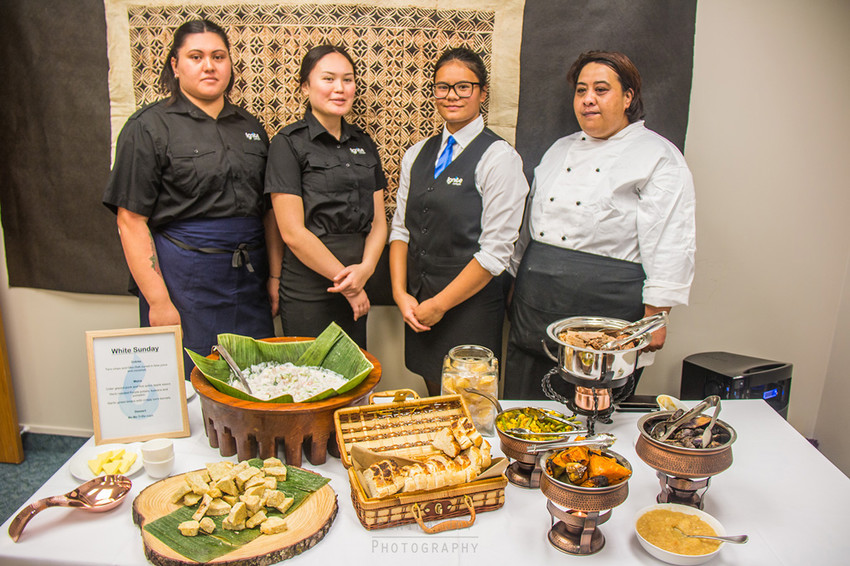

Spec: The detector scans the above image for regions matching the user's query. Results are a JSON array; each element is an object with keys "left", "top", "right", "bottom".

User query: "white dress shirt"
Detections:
[
  {"left": 510, "top": 121, "right": 696, "bottom": 307},
  {"left": 390, "top": 115, "right": 530, "bottom": 276}
]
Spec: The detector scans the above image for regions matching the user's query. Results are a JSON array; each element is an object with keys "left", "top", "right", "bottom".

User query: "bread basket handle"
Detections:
[
  {"left": 412, "top": 495, "right": 476, "bottom": 534},
  {"left": 368, "top": 389, "right": 420, "bottom": 404}
]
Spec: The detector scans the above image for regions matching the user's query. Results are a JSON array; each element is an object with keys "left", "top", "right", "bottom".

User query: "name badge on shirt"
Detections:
[
  {"left": 446, "top": 176, "right": 463, "bottom": 186},
  {"left": 349, "top": 147, "right": 366, "bottom": 155},
  {"left": 244, "top": 132, "right": 262, "bottom": 141}
]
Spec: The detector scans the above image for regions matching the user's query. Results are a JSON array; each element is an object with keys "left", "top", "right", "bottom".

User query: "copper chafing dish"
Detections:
[
  {"left": 494, "top": 407, "right": 585, "bottom": 488},
  {"left": 635, "top": 410, "right": 737, "bottom": 479},
  {"left": 539, "top": 447, "right": 632, "bottom": 555}
]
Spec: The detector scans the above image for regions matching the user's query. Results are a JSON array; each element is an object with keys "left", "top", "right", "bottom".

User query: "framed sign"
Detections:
[{"left": 86, "top": 325, "right": 190, "bottom": 444}]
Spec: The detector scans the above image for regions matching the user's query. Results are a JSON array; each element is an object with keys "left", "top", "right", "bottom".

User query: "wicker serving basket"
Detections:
[{"left": 334, "top": 389, "right": 508, "bottom": 532}]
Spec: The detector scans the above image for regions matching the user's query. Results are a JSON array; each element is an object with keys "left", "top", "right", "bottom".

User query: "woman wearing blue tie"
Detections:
[{"left": 389, "top": 48, "right": 529, "bottom": 395}]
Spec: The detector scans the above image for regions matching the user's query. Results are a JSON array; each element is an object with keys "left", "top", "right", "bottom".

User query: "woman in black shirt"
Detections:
[
  {"left": 103, "top": 20, "right": 277, "bottom": 378},
  {"left": 265, "top": 45, "right": 387, "bottom": 347}
]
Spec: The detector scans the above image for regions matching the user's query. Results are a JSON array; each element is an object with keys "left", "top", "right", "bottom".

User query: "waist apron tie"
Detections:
[
  {"left": 141, "top": 217, "right": 275, "bottom": 379},
  {"left": 505, "top": 240, "right": 645, "bottom": 399}
]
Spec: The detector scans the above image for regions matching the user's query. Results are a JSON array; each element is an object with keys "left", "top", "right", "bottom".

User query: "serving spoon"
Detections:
[
  {"left": 8, "top": 475, "right": 132, "bottom": 542},
  {"left": 212, "top": 344, "right": 253, "bottom": 395},
  {"left": 673, "top": 526, "right": 749, "bottom": 544}
]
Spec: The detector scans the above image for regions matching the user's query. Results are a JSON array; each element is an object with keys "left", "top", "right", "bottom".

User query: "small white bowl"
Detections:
[
  {"left": 143, "top": 455, "right": 175, "bottom": 479},
  {"left": 141, "top": 438, "right": 174, "bottom": 462},
  {"left": 635, "top": 503, "right": 725, "bottom": 565}
]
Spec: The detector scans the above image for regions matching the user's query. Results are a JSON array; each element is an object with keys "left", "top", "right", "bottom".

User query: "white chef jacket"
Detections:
[
  {"left": 390, "top": 115, "right": 530, "bottom": 276},
  {"left": 509, "top": 121, "right": 695, "bottom": 307}
]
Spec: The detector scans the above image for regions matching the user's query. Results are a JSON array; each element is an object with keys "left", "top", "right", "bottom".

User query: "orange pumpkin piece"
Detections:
[
  {"left": 563, "top": 446, "right": 590, "bottom": 465},
  {"left": 587, "top": 454, "right": 631, "bottom": 482}
]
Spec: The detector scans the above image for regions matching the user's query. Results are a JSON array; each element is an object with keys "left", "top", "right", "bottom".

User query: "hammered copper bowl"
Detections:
[
  {"left": 191, "top": 337, "right": 381, "bottom": 467},
  {"left": 635, "top": 412, "right": 737, "bottom": 479},
  {"left": 539, "top": 449, "right": 632, "bottom": 512},
  {"left": 495, "top": 408, "right": 586, "bottom": 464},
  {"left": 545, "top": 316, "right": 651, "bottom": 382}
]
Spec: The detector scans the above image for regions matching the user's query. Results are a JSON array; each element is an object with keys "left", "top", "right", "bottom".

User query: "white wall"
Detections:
[{"left": 1, "top": 0, "right": 849, "bottom": 473}]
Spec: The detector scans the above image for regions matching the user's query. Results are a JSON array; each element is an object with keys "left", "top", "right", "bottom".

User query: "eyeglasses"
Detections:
[{"left": 432, "top": 81, "right": 481, "bottom": 99}]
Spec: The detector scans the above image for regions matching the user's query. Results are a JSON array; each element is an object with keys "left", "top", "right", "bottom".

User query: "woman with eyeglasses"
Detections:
[
  {"left": 389, "top": 47, "right": 530, "bottom": 395},
  {"left": 265, "top": 45, "right": 387, "bottom": 348}
]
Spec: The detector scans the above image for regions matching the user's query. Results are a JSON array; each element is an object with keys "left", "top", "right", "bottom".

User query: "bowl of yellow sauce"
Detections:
[{"left": 635, "top": 503, "right": 726, "bottom": 565}]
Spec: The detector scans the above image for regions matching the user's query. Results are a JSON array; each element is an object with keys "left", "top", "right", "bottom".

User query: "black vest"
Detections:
[{"left": 405, "top": 128, "right": 501, "bottom": 298}]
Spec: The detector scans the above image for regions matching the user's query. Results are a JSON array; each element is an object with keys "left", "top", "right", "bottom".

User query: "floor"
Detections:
[{"left": 0, "top": 433, "right": 87, "bottom": 524}]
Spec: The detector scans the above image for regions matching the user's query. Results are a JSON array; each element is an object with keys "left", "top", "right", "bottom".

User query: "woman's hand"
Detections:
[
  {"left": 395, "top": 293, "right": 431, "bottom": 332},
  {"left": 328, "top": 263, "right": 371, "bottom": 296},
  {"left": 148, "top": 300, "right": 181, "bottom": 327},
  {"left": 267, "top": 277, "right": 280, "bottom": 317},
  {"left": 643, "top": 305, "right": 671, "bottom": 352},
  {"left": 345, "top": 289, "right": 371, "bottom": 321},
  {"left": 413, "top": 297, "right": 446, "bottom": 328}
]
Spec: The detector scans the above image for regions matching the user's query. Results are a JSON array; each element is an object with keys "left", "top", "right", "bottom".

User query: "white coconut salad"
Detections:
[{"left": 233, "top": 361, "right": 349, "bottom": 401}]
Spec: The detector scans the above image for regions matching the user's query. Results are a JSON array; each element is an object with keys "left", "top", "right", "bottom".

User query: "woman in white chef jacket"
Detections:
[{"left": 505, "top": 50, "right": 696, "bottom": 400}]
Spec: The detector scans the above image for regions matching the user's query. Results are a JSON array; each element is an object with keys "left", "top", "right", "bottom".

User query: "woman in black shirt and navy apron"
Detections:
[
  {"left": 103, "top": 20, "right": 277, "bottom": 379},
  {"left": 265, "top": 46, "right": 387, "bottom": 348},
  {"left": 389, "top": 48, "right": 529, "bottom": 396}
]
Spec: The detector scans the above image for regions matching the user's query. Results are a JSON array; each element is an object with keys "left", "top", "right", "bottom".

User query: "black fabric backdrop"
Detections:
[{"left": 0, "top": 0, "right": 695, "bottom": 302}]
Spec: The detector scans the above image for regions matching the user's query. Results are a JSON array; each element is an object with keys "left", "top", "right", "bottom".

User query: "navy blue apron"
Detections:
[
  {"left": 505, "top": 240, "right": 646, "bottom": 399},
  {"left": 139, "top": 217, "right": 275, "bottom": 379}
]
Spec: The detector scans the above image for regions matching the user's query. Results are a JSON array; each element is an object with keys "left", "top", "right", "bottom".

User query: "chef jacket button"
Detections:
[
  {"left": 193, "top": 149, "right": 199, "bottom": 154},
  {"left": 539, "top": 232, "right": 544, "bottom": 237},
  {"left": 581, "top": 136, "right": 586, "bottom": 141},
  {"left": 427, "top": 186, "right": 434, "bottom": 192},
  {"left": 549, "top": 197, "right": 554, "bottom": 202},
  {"left": 345, "top": 163, "right": 351, "bottom": 167},
  {"left": 420, "top": 250, "right": 426, "bottom": 256},
  {"left": 423, "top": 207, "right": 430, "bottom": 213},
  {"left": 566, "top": 167, "right": 571, "bottom": 172},
  {"left": 561, "top": 236, "right": 566, "bottom": 241},
  {"left": 595, "top": 168, "right": 600, "bottom": 172},
  {"left": 576, "top": 201, "right": 581, "bottom": 206},
  {"left": 337, "top": 144, "right": 341, "bottom": 149},
  {"left": 422, "top": 227, "right": 428, "bottom": 234}
]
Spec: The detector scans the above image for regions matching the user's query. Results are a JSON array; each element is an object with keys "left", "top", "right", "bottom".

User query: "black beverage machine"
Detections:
[{"left": 680, "top": 351, "right": 792, "bottom": 419}]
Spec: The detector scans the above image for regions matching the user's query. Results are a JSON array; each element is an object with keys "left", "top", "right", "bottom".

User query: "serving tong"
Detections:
[
  {"left": 651, "top": 395, "right": 721, "bottom": 443},
  {"left": 212, "top": 344, "right": 253, "bottom": 395},
  {"left": 527, "top": 433, "right": 617, "bottom": 453},
  {"left": 600, "top": 311, "right": 668, "bottom": 351}
]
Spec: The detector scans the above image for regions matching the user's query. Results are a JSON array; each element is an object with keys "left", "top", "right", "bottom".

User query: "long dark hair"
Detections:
[
  {"left": 159, "top": 19, "right": 235, "bottom": 104},
  {"left": 567, "top": 50, "right": 644, "bottom": 122}
]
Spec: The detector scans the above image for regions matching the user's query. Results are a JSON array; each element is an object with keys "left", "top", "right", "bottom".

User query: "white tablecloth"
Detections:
[{"left": 1, "top": 397, "right": 848, "bottom": 565}]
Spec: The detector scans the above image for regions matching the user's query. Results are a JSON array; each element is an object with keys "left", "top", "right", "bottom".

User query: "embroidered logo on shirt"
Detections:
[
  {"left": 446, "top": 176, "right": 463, "bottom": 186},
  {"left": 349, "top": 147, "right": 366, "bottom": 155},
  {"left": 244, "top": 132, "right": 261, "bottom": 141}
]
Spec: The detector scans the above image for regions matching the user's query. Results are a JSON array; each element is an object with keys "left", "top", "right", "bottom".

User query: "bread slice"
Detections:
[
  {"left": 362, "top": 460, "right": 405, "bottom": 498},
  {"left": 457, "top": 417, "right": 483, "bottom": 448},
  {"left": 432, "top": 426, "right": 461, "bottom": 458},
  {"left": 450, "top": 419, "right": 474, "bottom": 450}
]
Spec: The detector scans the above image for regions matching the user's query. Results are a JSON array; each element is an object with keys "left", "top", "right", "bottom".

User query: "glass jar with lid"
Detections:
[{"left": 441, "top": 345, "right": 499, "bottom": 436}]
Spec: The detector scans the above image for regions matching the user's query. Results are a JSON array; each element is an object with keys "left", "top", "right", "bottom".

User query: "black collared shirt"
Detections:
[
  {"left": 103, "top": 95, "right": 269, "bottom": 228},
  {"left": 264, "top": 110, "right": 386, "bottom": 238}
]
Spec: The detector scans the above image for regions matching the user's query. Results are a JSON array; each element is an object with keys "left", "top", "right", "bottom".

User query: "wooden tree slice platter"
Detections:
[{"left": 133, "top": 469, "right": 338, "bottom": 566}]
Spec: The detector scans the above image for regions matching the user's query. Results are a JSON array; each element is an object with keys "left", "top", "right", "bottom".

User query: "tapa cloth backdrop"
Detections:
[{"left": 0, "top": 0, "right": 695, "bottom": 296}]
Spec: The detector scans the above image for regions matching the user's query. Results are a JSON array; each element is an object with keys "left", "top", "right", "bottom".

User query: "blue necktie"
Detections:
[{"left": 434, "top": 135, "right": 456, "bottom": 178}]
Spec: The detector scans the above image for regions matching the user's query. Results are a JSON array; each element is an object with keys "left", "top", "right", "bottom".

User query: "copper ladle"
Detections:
[{"left": 8, "top": 475, "right": 132, "bottom": 542}]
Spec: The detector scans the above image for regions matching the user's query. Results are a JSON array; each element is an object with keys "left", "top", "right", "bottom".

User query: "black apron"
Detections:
[
  {"left": 279, "top": 232, "right": 368, "bottom": 348},
  {"left": 141, "top": 217, "right": 275, "bottom": 379},
  {"left": 403, "top": 129, "right": 504, "bottom": 384},
  {"left": 504, "top": 240, "right": 645, "bottom": 399}
]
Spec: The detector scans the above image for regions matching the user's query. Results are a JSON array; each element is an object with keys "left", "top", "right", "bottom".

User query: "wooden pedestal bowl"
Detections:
[{"left": 190, "top": 337, "right": 381, "bottom": 467}]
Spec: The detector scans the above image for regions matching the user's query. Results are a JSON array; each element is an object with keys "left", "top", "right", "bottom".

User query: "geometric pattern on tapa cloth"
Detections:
[{"left": 124, "top": 3, "right": 500, "bottom": 220}]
